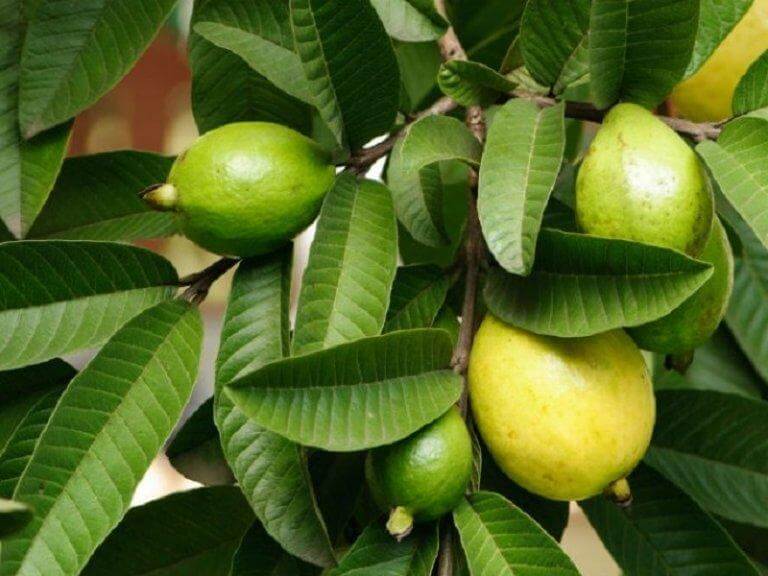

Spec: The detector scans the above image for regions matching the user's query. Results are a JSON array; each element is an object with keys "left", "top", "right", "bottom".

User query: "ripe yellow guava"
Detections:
[
  {"left": 468, "top": 315, "right": 655, "bottom": 501},
  {"left": 142, "top": 122, "right": 336, "bottom": 257}
]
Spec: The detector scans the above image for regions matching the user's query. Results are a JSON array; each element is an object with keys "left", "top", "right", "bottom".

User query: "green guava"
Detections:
[
  {"left": 366, "top": 407, "right": 472, "bottom": 539},
  {"left": 142, "top": 122, "right": 335, "bottom": 257},
  {"left": 629, "top": 217, "right": 734, "bottom": 354},
  {"left": 575, "top": 103, "right": 713, "bottom": 256}
]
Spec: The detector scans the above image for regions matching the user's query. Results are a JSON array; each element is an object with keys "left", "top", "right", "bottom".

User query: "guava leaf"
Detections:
[
  {"left": 81, "top": 487, "right": 253, "bottom": 576},
  {"left": 311, "top": 452, "right": 367, "bottom": 544},
  {"left": 437, "top": 60, "right": 516, "bottom": 107},
  {"left": 733, "top": 50, "right": 768, "bottom": 115},
  {"left": 448, "top": 0, "right": 526, "bottom": 69},
  {"left": 478, "top": 99, "right": 565, "bottom": 276},
  {"left": 293, "top": 174, "right": 398, "bottom": 356},
  {"left": 0, "top": 499, "right": 32, "bottom": 540},
  {"left": 395, "top": 41, "right": 443, "bottom": 114},
  {"left": 0, "top": 300, "right": 202, "bottom": 576},
  {"left": 589, "top": 0, "right": 699, "bottom": 109},
  {"left": 384, "top": 265, "right": 451, "bottom": 333},
  {"left": 0, "top": 241, "right": 178, "bottom": 371},
  {"left": 230, "top": 522, "right": 319, "bottom": 576},
  {"left": 453, "top": 491, "right": 580, "bottom": 575},
  {"left": 582, "top": 464, "right": 760, "bottom": 576},
  {"left": 401, "top": 116, "right": 483, "bottom": 172},
  {"left": 483, "top": 229, "right": 713, "bottom": 337},
  {"left": 369, "top": 0, "right": 447, "bottom": 42},
  {"left": 226, "top": 329, "right": 463, "bottom": 452},
  {"left": 27, "top": 151, "right": 176, "bottom": 241},
  {"left": 646, "top": 389, "right": 768, "bottom": 528}
]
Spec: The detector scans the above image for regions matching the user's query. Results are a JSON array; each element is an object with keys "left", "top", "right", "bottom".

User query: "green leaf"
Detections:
[
  {"left": 0, "top": 500, "right": 31, "bottom": 540},
  {"left": 0, "top": 358, "right": 74, "bottom": 404},
  {"left": 685, "top": 0, "right": 754, "bottom": 77},
  {"left": 215, "top": 251, "right": 336, "bottom": 568},
  {"left": 395, "top": 41, "right": 443, "bottom": 114},
  {"left": 437, "top": 60, "right": 516, "bottom": 107},
  {"left": 82, "top": 487, "right": 253, "bottom": 576},
  {"left": 226, "top": 329, "right": 463, "bottom": 452},
  {"left": 293, "top": 175, "right": 397, "bottom": 356},
  {"left": 698, "top": 118, "right": 768, "bottom": 251},
  {"left": 311, "top": 452, "right": 366, "bottom": 543},
  {"left": 328, "top": 522, "right": 438, "bottom": 576},
  {"left": 290, "top": 0, "right": 400, "bottom": 149},
  {"left": 369, "top": 0, "right": 447, "bottom": 42},
  {"left": 384, "top": 265, "right": 451, "bottom": 333},
  {"left": 581, "top": 464, "right": 760, "bottom": 576},
  {"left": 478, "top": 100, "right": 565, "bottom": 276},
  {"left": 230, "top": 522, "right": 319, "bottom": 576},
  {"left": 189, "top": 0, "right": 312, "bottom": 135},
  {"left": 401, "top": 116, "right": 482, "bottom": 172},
  {"left": 0, "top": 241, "right": 177, "bottom": 370},
  {"left": 449, "top": 0, "right": 526, "bottom": 69},
  {"left": 18, "top": 0, "right": 176, "bottom": 137},
  {"left": 484, "top": 229, "right": 713, "bottom": 337},
  {"left": 453, "top": 491, "right": 580, "bottom": 575},
  {"left": 27, "top": 151, "right": 176, "bottom": 241},
  {"left": 0, "top": 222, "right": 12, "bottom": 242},
  {"left": 733, "top": 50, "right": 768, "bottom": 115},
  {"left": 520, "top": 0, "right": 590, "bottom": 93},
  {"left": 0, "top": 300, "right": 203, "bottom": 576},
  {"left": 589, "top": 0, "right": 699, "bottom": 109},
  {"left": 645, "top": 389, "right": 768, "bottom": 528}
]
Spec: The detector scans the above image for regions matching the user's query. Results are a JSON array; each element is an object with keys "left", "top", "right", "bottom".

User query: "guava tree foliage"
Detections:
[{"left": 1, "top": 0, "right": 768, "bottom": 575}]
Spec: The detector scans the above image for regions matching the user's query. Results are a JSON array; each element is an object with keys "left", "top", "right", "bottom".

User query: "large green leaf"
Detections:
[
  {"left": 384, "top": 265, "right": 451, "bottom": 333},
  {"left": 733, "top": 50, "right": 768, "bottom": 115},
  {"left": 189, "top": 0, "right": 312, "bottom": 135},
  {"left": 395, "top": 41, "right": 443, "bottom": 114},
  {"left": 27, "top": 151, "right": 175, "bottom": 241},
  {"left": 478, "top": 99, "right": 565, "bottom": 276},
  {"left": 0, "top": 500, "right": 31, "bottom": 540},
  {"left": 448, "top": 0, "right": 526, "bottom": 69},
  {"left": 698, "top": 117, "right": 768, "bottom": 250},
  {"left": 0, "top": 241, "right": 177, "bottom": 370},
  {"left": 311, "top": 452, "right": 366, "bottom": 544},
  {"left": 230, "top": 522, "right": 319, "bottom": 576},
  {"left": 226, "top": 329, "right": 463, "bottom": 451},
  {"left": 290, "top": 0, "right": 400, "bottom": 149},
  {"left": 484, "top": 229, "right": 713, "bottom": 337},
  {"left": 401, "top": 116, "right": 482, "bottom": 172},
  {"left": 18, "top": 0, "right": 176, "bottom": 137},
  {"left": 215, "top": 251, "right": 336, "bottom": 568},
  {"left": 582, "top": 464, "right": 759, "bottom": 576},
  {"left": 589, "top": 0, "right": 699, "bottom": 109},
  {"left": 453, "top": 491, "right": 580, "bottom": 575},
  {"left": 369, "top": 0, "right": 447, "bottom": 42},
  {"left": 520, "top": 0, "right": 590, "bottom": 93},
  {"left": 646, "top": 390, "right": 768, "bottom": 528},
  {"left": 437, "top": 60, "right": 516, "bottom": 107},
  {"left": 0, "top": 300, "right": 202, "bottom": 576},
  {"left": 81, "top": 487, "right": 253, "bottom": 576},
  {"left": 293, "top": 174, "right": 397, "bottom": 356}
]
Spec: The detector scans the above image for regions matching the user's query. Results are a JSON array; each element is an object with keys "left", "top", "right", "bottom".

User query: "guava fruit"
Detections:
[
  {"left": 670, "top": 0, "right": 768, "bottom": 122},
  {"left": 142, "top": 122, "right": 335, "bottom": 257},
  {"left": 468, "top": 315, "right": 655, "bottom": 501},
  {"left": 366, "top": 407, "right": 472, "bottom": 539},
  {"left": 575, "top": 103, "right": 713, "bottom": 256},
  {"left": 629, "top": 218, "right": 734, "bottom": 354}
]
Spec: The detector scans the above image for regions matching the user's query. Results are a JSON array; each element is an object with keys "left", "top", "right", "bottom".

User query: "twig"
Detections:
[
  {"left": 437, "top": 518, "right": 454, "bottom": 576},
  {"left": 179, "top": 257, "right": 239, "bottom": 304}
]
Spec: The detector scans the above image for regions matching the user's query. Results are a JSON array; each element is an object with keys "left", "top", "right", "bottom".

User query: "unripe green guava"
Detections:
[
  {"left": 629, "top": 217, "right": 734, "bottom": 354},
  {"left": 142, "top": 122, "right": 336, "bottom": 257},
  {"left": 468, "top": 315, "right": 655, "bottom": 501},
  {"left": 576, "top": 103, "right": 713, "bottom": 256}
]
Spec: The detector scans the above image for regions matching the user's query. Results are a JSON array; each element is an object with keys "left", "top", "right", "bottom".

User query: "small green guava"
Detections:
[
  {"left": 142, "top": 122, "right": 335, "bottom": 257},
  {"left": 365, "top": 407, "right": 472, "bottom": 540},
  {"left": 575, "top": 103, "right": 713, "bottom": 256}
]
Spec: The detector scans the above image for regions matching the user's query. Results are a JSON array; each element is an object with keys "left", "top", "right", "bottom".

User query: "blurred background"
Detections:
[{"left": 62, "top": 2, "right": 618, "bottom": 573}]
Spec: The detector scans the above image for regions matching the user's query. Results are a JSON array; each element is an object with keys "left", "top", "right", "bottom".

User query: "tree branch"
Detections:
[{"left": 179, "top": 257, "right": 239, "bottom": 304}]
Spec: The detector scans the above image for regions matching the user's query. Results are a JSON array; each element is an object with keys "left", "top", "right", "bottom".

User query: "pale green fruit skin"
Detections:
[
  {"left": 469, "top": 316, "right": 655, "bottom": 501},
  {"left": 576, "top": 103, "right": 713, "bottom": 256},
  {"left": 629, "top": 218, "right": 734, "bottom": 354},
  {"left": 168, "top": 122, "right": 335, "bottom": 256},
  {"left": 366, "top": 407, "right": 472, "bottom": 522}
]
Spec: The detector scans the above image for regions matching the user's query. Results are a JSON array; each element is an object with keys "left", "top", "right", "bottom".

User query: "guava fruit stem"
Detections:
[
  {"left": 665, "top": 351, "right": 695, "bottom": 375},
  {"left": 386, "top": 506, "right": 414, "bottom": 541},
  {"left": 140, "top": 183, "right": 178, "bottom": 212},
  {"left": 604, "top": 478, "right": 633, "bottom": 508}
]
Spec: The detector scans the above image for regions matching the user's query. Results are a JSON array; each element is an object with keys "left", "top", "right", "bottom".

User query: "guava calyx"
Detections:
[
  {"left": 141, "top": 183, "right": 179, "bottom": 212},
  {"left": 386, "top": 506, "right": 414, "bottom": 541},
  {"left": 665, "top": 350, "right": 695, "bottom": 374},
  {"left": 603, "top": 478, "right": 633, "bottom": 508}
]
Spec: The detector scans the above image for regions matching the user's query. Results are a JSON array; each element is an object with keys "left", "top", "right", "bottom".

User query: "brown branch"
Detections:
[
  {"left": 179, "top": 257, "right": 239, "bottom": 304},
  {"left": 437, "top": 518, "right": 454, "bottom": 576}
]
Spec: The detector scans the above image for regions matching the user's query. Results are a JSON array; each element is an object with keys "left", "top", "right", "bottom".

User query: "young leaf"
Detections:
[
  {"left": 18, "top": 0, "right": 176, "bottom": 137},
  {"left": 478, "top": 99, "right": 565, "bottom": 275},
  {"left": 437, "top": 60, "right": 516, "bottom": 107},
  {"left": 81, "top": 487, "right": 253, "bottom": 576},
  {"left": 0, "top": 500, "right": 31, "bottom": 539},
  {"left": 401, "top": 116, "right": 483, "bottom": 172},
  {"left": 369, "top": 0, "right": 447, "bottom": 42},
  {"left": 0, "top": 241, "right": 177, "bottom": 370},
  {"left": 520, "top": 0, "right": 590, "bottom": 93},
  {"left": 0, "top": 300, "right": 202, "bottom": 576},
  {"left": 290, "top": 0, "right": 400, "bottom": 149},
  {"left": 293, "top": 175, "right": 397, "bottom": 356},
  {"left": 581, "top": 464, "right": 760, "bottom": 576},
  {"left": 453, "top": 491, "right": 580, "bottom": 575},
  {"left": 685, "top": 0, "right": 754, "bottom": 78},
  {"left": 646, "top": 390, "right": 768, "bottom": 528},
  {"left": 215, "top": 251, "right": 336, "bottom": 568},
  {"left": 384, "top": 265, "right": 451, "bottom": 333},
  {"left": 230, "top": 522, "right": 319, "bottom": 576},
  {"left": 27, "top": 151, "right": 176, "bottom": 241},
  {"left": 733, "top": 50, "right": 768, "bottom": 115},
  {"left": 589, "top": 0, "right": 699, "bottom": 109},
  {"left": 226, "top": 329, "right": 463, "bottom": 451},
  {"left": 483, "top": 229, "right": 713, "bottom": 337}
]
